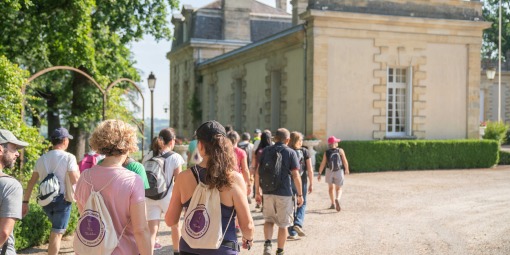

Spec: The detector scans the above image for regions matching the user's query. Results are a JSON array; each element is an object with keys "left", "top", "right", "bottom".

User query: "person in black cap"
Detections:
[
  {"left": 23, "top": 127, "right": 80, "bottom": 255},
  {"left": 0, "top": 129, "right": 28, "bottom": 255},
  {"left": 166, "top": 120, "right": 254, "bottom": 255}
]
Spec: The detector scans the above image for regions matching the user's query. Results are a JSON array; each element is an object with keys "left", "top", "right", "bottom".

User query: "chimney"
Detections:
[
  {"left": 222, "top": 0, "right": 252, "bottom": 41},
  {"left": 291, "top": 0, "right": 307, "bottom": 25},
  {"left": 276, "top": 0, "right": 287, "bottom": 11}
]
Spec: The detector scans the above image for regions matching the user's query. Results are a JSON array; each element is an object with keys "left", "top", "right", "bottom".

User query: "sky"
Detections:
[{"left": 131, "top": 0, "right": 290, "bottom": 120}]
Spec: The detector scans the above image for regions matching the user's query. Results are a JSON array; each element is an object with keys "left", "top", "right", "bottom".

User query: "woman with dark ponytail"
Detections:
[
  {"left": 165, "top": 121, "right": 254, "bottom": 255},
  {"left": 146, "top": 128, "right": 185, "bottom": 253}
]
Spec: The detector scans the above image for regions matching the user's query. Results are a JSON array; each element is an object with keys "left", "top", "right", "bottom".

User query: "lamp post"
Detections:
[
  {"left": 148, "top": 72, "right": 157, "bottom": 140},
  {"left": 498, "top": 0, "right": 502, "bottom": 122}
]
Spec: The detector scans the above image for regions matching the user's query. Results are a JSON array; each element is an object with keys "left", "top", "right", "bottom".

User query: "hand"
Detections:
[
  {"left": 317, "top": 174, "right": 321, "bottom": 182},
  {"left": 296, "top": 196, "right": 304, "bottom": 207},
  {"left": 308, "top": 184, "right": 313, "bottom": 194},
  {"left": 242, "top": 237, "right": 253, "bottom": 250},
  {"left": 22, "top": 203, "right": 29, "bottom": 217},
  {"left": 345, "top": 170, "right": 350, "bottom": 175},
  {"left": 246, "top": 185, "right": 252, "bottom": 196},
  {"left": 255, "top": 194, "right": 262, "bottom": 204}
]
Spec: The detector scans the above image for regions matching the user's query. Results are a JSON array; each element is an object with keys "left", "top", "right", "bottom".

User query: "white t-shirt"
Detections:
[
  {"left": 35, "top": 150, "right": 79, "bottom": 195},
  {"left": 142, "top": 150, "right": 185, "bottom": 195}
]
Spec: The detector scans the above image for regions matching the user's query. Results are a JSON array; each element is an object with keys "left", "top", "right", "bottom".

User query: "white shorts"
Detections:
[
  {"left": 146, "top": 191, "right": 172, "bottom": 221},
  {"left": 325, "top": 168, "right": 344, "bottom": 186}
]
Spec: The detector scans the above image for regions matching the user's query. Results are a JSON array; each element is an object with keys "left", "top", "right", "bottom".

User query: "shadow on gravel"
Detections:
[{"left": 306, "top": 209, "right": 338, "bottom": 215}]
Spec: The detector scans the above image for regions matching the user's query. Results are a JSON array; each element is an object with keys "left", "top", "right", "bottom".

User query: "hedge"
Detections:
[
  {"left": 315, "top": 140, "right": 499, "bottom": 173},
  {"left": 14, "top": 202, "right": 79, "bottom": 251},
  {"left": 499, "top": 150, "right": 510, "bottom": 165}
]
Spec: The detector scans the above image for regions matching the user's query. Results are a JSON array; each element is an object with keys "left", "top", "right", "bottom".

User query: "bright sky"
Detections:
[{"left": 131, "top": 0, "right": 290, "bottom": 120}]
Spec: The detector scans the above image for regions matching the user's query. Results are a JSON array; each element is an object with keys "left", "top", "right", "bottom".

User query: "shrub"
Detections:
[
  {"left": 15, "top": 202, "right": 79, "bottom": 251},
  {"left": 319, "top": 140, "right": 499, "bottom": 173},
  {"left": 499, "top": 150, "right": 510, "bottom": 165},
  {"left": 483, "top": 121, "right": 509, "bottom": 145}
]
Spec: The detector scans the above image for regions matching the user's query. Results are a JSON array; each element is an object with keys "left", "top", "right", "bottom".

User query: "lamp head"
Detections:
[
  {"left": 486, "top": 68, "right": 496, "bottom": 81},
  {"left": 148, "top": 72, "right": 156, "bottom": 91}
]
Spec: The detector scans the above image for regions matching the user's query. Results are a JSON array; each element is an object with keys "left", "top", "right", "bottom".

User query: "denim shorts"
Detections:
[{"left": 42, "top": 194, "right": 72, "bottom": 234}]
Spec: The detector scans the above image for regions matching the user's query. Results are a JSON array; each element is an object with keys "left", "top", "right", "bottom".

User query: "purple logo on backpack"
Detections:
[
  {"left": 76, "top": 210, "right": 105, "bottom": 247},
  {"left": 184, "top": 204, "right": 210, "bottom": 239}
]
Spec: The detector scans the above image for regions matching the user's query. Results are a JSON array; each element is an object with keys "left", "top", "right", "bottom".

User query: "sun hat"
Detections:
[
  {"left": 0, "top": 129, "right": 29, "bottom": 148},
  {"left": 327, "top": 136, "right": 341, "bottom": 144},
  {"left": 196, "top": 120, "right": 227, "bottom": 142},
  {"left": 50, "top": 127, "right": 73, "bottom": 139}
]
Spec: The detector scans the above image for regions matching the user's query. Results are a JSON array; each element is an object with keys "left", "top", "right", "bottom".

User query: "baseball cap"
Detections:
[
  {"left": 50, "top": 127, "right": 73, "bottom": 139},
  {"left": 0, "top": 129, "right": 29, "bottom": 148},
  {"left": 254, "top": 129, "right": 261, "bottom": 134},
  {"left": 196, "top": 120, "right": 227, "bottom": 142},
  {"left": 327, "top": 136, "right": 341, "bottom": 144}
]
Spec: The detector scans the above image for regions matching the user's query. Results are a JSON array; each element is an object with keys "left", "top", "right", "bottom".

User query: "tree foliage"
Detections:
[
  {"left": 0, "top": 56, "right": 48, "bottom": 183},
  {"left": 0, "top": 0, "right": 178, "bottom": 155},
  {"left": 482, "top": 0, "right": 510, "bottom": 60}
]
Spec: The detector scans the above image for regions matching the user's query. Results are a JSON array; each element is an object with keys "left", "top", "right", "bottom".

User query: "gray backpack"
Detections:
[{"left": 144, "top": 152, "right": 174, "bottom": 200}]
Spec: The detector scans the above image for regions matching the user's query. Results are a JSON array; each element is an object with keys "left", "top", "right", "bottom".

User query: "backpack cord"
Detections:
[
  {"left": 83, "top": 169, "right": 130, "bottom": 243},
  {"left": 191, "top": 166, "right": 235, "bottom": 242}
]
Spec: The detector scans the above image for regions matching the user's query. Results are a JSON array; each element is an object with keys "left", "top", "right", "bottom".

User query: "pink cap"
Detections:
[{"left": 327, "top": 136, "right": 341, "bottom": 144}]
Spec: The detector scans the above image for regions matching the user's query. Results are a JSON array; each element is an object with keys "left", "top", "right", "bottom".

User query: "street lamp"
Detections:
[
  {"left": 498, "top": 0, "right": 502, "bottom": 122},
  {"left": 148, "top": 72, "right": 157, "bottom": 140},
  {"left": 487, "top": 67, "right": 496, "bottom": 81}
]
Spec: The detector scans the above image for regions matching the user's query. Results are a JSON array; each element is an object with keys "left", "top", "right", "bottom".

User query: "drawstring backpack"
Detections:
[
  {"left": 74, "top": 170, "right": 129, "bottom": 255},
  {"left": 182, "top": 166, "right": 234, "bottom": 249}
]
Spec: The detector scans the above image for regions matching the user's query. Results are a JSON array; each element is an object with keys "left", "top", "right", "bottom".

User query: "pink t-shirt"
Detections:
[
  {"left": 75, "top": 165, "right": 145, "bottom": 255},
  {"left": 234, "top": 147, "right": 246, "bottom": 173}
]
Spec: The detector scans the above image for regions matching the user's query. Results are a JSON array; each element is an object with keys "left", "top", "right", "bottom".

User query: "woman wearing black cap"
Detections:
[{"left": 165, "top": 121, "right": 254, "bottom": 255}]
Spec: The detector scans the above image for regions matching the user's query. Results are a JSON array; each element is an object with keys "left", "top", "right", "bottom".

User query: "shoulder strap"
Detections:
[
  {"left": 221, "top": 209, "right": 235, "bottom": 242},
  {"left": 190, "top": 166, "right": 200, "bottom": 184},
  {"left": 84, "top": 169, "right": 117, "bottom": 193},
  {"left": 160, "top": 151, "right": 174, "bottom": 159},
  {"left": 1, "top": 241, "right": 8, "bottom": 255}
]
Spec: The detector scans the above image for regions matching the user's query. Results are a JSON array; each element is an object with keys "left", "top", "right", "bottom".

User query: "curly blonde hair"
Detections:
[{"left": 89, "top": 119, "right": 138, "bottom": 156}]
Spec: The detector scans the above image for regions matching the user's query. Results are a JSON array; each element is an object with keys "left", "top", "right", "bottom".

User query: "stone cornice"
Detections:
[{"left": 302, "top": 10, "right": 491, "bottom": 37}]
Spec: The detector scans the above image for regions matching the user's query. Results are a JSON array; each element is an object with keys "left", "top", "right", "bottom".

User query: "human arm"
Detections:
[
  {"left": 231, "top": 172, "right": 254, "bottom": 249},
  {"left": 240, "top": 154, "right": 251, "bottom": 196},
  {"left": 165, "top": 173, "right": 184, "bottom": 227},
  {"left": 0, "top": 217, "right": 15, "bottom": 246},
  {"left": 340, "top": 149, "right": 350, "bottom": 175},
  {"left": 306, "top": 158, "right": 313, "bottom": 194},
  {"left": 254, "top": 165, "right": 262, "bottom": 204},
  {"left": 22, "top": 171, "right": 39, "bottom": 216},
  {"left": 131, "top": 200, "right": 152, "bottom": 255},
  {"left": 317, "top": 152, "right": 327, "bottom": 182},
  {"left": 291, "top": 169, "right": 304, "bottom": 207},
  {"left": 68, "top": 170, "right": 80, "bottom": 185}
]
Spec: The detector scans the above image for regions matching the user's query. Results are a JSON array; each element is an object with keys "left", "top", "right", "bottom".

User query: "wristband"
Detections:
[
  {"left": 22, "top": 201, "right": 29, "bottom": 204},
  {"left": 297, "top": 195, "right": 303, "bottom": 197}
]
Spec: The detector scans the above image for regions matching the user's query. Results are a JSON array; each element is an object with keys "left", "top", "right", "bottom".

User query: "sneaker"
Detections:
[
  {"left": 329, "top": 204, "right": 335, "bottom": 209},
  {"left": 256, "top": 203, "right": 261, "bottom": 209},
  {"left": 287, "top": 234, "right": 299, "bottom": 240},
  {"left": 335, "top": 199, "right": 341, "bottom": 212},
  {"left": 247, "top": 196, "right": 252, "bottom": 204},
  {"left": 263, "top": 242, "right": 272, "bottom": 255},
  {"left": 154, "top": 242, "right": 163, "bottom": 250},
  {"left": 293, "top": 225, "right": 306, "bottom": 237},
  {"left": 276, "top": 250, "right": 285, "bottom": 255}
]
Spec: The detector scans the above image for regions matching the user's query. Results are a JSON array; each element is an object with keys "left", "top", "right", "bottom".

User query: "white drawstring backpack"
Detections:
[
  {"left": 182, "top": 166, "right": 234, "bottom": 249},
  {"left": 73, "top": 170, "right": 128, "bottom": 255}
]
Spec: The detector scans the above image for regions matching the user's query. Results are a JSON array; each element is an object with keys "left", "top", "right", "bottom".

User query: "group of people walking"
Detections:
[{"left": 0, "top": 119, "right": 349, "bottom": 255}]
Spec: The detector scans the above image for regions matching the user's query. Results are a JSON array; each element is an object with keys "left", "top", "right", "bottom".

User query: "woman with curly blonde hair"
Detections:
[
  {"left": 165, "top": 120, "right": 254, "bottom": 255},
  {"left": 74, "top": 120, "right": 152, "bottom": 255}
]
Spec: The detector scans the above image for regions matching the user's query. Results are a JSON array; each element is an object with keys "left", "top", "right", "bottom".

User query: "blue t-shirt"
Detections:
[{"left": 258, "top": 142, "right": 299, "bottom": 196}]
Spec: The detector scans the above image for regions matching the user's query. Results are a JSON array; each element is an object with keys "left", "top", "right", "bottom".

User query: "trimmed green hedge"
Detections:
[
  {"left": 315, "top": 140, "right": 499, "bottom": 173},
  {"left": 498, "top": 150, "right": 510, "bottom": 165},
  {"left": 14, "top": 202, "right": 79, "bottom": 251}
]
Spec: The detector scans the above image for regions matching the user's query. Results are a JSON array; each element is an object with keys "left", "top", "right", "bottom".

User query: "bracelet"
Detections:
[
  {"left": 297, "top": 195, "right": 303, "bottom": 197},
  {"left": 22, "top": 201, "right": 29, "bottom": 203}
]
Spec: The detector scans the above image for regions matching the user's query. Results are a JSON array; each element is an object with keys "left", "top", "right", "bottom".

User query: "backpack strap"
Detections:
[
  {"left": 221, "top": 209, "right": 235, "bottom": 243},
  {"left": 190, "top": 165, "right": 201, "bottom": 184},
  {"left": 1, "top": 241, "right": 8, "bottom": 255},
  {"left": 84, "top": 169, "right": 118, "bottom": 193}
]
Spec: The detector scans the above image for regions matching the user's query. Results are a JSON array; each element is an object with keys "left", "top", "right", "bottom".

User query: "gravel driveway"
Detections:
[{"left": 19, "top": 167, "right": 510, "bottom": 255}]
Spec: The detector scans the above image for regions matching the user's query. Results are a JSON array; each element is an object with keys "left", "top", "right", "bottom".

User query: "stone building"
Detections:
[{"left": 168, "top": 0, "right": 490, "bottom": 141}]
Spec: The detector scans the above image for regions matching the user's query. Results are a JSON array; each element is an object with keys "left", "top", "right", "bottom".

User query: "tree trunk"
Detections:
[
  {"left": 47, "top": 93, "right": 61, "bottom": 134},
  {"left": 67, "top": 66, "right": 91, "bottom": 159}
]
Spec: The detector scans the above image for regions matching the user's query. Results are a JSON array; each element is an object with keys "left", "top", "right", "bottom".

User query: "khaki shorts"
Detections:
[
  {"left": 325, "top": 168, "right": 344, "bottom": 186},
  {"left": 146, "top": 191, "right": 172, "bottom": 221},
  {"left": 262, "top": 194, "right": 294, "bottom": 228}
]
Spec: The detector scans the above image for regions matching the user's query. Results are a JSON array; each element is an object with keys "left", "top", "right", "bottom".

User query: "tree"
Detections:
[
  {"left": 482, "top": 0, "right": 510, "bottom": 61},
  {"left": 0, "top": 0, "right": 178, "bottom": 157}
]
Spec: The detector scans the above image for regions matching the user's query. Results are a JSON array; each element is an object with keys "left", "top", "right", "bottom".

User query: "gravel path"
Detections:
[{"left": 19, "top": 167, "right": 510, "bottom": 255}]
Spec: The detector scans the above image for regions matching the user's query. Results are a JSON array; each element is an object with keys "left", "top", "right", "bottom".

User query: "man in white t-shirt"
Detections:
[{"left": 23, "top": 127, "right": 80, "bottom": 255}]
